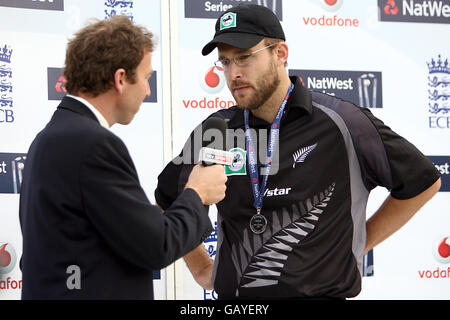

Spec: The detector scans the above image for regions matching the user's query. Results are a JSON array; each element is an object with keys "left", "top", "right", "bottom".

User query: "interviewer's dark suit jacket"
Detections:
[{"left": 19, "top": 96, "right": 212, "bottom": 299}]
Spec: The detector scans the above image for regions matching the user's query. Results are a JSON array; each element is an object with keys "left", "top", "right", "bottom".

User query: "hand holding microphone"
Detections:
[
  {"left": 185, "top": 164, "right": 227, "bottom": 205},
  {"left": 185, "top": 117, "right": 232, "bottom": 205}
]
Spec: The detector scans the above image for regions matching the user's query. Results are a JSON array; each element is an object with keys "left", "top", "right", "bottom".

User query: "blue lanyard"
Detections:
[{"left": 244, "top": 83, "right": 294, "bottom": 214}]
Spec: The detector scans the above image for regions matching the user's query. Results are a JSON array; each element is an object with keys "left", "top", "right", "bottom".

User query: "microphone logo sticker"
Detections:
[
  {"left": 200, "top": 66, "right": 226, "bottom": 94},
  {"left": 225, "top": 148, "right": 247, "bottom": 176}
]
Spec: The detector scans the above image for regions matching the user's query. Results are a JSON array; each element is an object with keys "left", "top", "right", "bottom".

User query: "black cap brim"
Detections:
[{"left": 201, "top": 32, "right": 265, "bottom": 56}]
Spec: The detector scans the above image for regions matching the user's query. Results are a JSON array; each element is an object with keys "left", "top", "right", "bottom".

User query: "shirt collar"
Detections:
[
  {"left": 66, "top": 94, "right": 110, "bottom": 129},
  {"left": 226, "top": 76, "right": 312, "bottom": 129}
]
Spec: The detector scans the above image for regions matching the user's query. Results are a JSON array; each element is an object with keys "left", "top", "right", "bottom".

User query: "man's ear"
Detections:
[
  {"left": 276, "top": 42, "right": 288, "bottom": 66},
  {"left": 114, "top": 68, "right": 127, "bottom": 95}
]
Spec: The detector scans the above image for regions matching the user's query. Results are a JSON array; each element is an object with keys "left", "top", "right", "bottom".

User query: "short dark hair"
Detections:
[{"left": 64, "top": 16, "right": 154, "bottom": 96}]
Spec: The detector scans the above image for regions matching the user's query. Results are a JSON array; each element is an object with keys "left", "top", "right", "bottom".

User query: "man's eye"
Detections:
[
  {"left": 221, "top": 59, "right": 230, "bottom": 66},
  {"left": 237, "top": 54, "right": 251, "bottom": 64}
]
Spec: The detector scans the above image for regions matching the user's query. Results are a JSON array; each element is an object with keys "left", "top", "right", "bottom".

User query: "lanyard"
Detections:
[{"left": 244, "top": 83, "right": 294, "bottom": 215}]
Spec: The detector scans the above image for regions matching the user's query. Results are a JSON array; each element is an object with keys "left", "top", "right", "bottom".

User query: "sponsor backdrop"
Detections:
[{"left": 0, "top": 0, "right": 449, "bottom": 300}]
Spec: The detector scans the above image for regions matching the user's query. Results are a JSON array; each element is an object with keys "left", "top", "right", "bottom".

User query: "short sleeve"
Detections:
[{"left": 356, "top": 108, "right": 440, "bottom": 199}]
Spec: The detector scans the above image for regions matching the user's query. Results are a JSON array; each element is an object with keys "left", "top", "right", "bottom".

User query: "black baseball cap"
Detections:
[{"left": 201, "top": 4, "right": 285, "bottom": 56}]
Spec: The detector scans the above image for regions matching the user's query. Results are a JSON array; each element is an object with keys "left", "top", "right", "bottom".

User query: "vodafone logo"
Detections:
[
  {"left": 303, "top": 0, "right": 359, "bottom": 27},
  {"left": 199, "top": 66, "right": 225, "bottom": 94},
  {"left": 320, "top": 0, "right": 343, "bottom": 12},
  {"left": 0, "top": 242, "right": 22, "bottom": 291},
  {"left": 434, "top": 236, "right": 450, "bottom": 264},
  {"left": 384, "top": 0, "right": 399, "bottom": 15},
  {"left": 0, "top": 242, "right": 17, "bottom": 274},
  {"left": 183, "top": 64, "right": 234, "bottom": 110},
  {"left": 418, "top": 236, "right": 450, "bottom": 280}
]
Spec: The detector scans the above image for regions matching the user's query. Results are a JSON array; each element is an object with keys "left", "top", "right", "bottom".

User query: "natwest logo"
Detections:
[
  {"left": 48, "top": 67, "right": 157, "bottom": 102},
  {"left": 427, "top": 156, "right": 450, "bottom": 191},
  {"left": 0, "top": 153, "right": 27, "bottom": 194},
  {"left": 384, "top": 0, "right": 399, "bottom": 14},
  {"left": 55, "top": 76, "right": 67, "bottom": 93},
  {"left": 379, "top": 0, "right": 450, "bottom": 24},
  {"left": 289, "top": 69, "right": 383, "bottom": 108}
]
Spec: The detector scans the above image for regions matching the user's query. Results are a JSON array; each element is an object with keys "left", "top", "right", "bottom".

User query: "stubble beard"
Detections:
[{"left": 231, "top": 61, "right": 280, "bottom": 111}]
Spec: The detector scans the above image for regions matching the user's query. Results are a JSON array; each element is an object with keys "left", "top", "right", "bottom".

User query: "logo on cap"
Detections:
[{"left": 220, "top": 12, "right": 237, "bottom": 30}]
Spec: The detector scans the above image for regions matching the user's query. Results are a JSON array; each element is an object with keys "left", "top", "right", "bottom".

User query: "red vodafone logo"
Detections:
[
  {"left": 0, "top": 242, "right": 17, "bottom": 274},
  {"left": 418, "top": 236, "right": 450, "bottom": 279},
  {"left": 199, "top": 66, "right": 226, "bottom": 94},
  {"left": 183, "top": 64, "right": 234, "bottom": 110},
  {"left": 320, "top": 0, "right": 343, "bottom": 12},
  {"left": 434, "top": 236, "right": 450, "bottom": 264},
  {"left": 304, "top": 0, "right": 359, "bottom": 27}
]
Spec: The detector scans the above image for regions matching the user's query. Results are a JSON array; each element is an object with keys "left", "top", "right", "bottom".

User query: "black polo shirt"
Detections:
[{"left": 156, "top": 76, "right": 440, "bottom": 299}]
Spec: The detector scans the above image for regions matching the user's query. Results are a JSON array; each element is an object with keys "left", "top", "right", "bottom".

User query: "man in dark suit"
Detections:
[{"left": 18, "top": 16, "right": 227, "bottom": 299}]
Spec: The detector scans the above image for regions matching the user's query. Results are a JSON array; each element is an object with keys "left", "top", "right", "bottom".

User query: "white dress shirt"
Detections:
[{"left": 66, "top": 94, "right": 110, "bottom": 129}]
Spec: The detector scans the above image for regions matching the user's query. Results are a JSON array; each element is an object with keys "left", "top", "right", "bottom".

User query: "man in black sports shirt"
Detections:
[{"left": 155, "top": 4, "right": 441, "bottom": 299}]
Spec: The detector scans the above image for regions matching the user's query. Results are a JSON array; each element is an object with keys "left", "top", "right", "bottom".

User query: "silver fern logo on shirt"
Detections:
[
  {"left": 230, "top": 183, "right": 336, "bottom": 291},
  {"left": 292, "top": 143, "right": 317, "bottom": 168}
]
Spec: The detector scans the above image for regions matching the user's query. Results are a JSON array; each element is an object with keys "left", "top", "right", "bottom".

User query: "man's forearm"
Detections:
[
  {"left": 365, "top": 178, "right": 441, "bottom": 254},
  {"left": 183, "top": 244, "right": 214, "bottom": 290}
]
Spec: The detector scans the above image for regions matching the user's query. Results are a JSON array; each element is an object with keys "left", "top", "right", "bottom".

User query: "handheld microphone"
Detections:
[{"left": 198, "top": 117, "right": 233, "bottom": 166}]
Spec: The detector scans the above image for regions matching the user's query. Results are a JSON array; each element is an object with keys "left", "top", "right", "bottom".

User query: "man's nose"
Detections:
[{"left": 226, "top": 61, "right": 243, "bottom": 81}]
